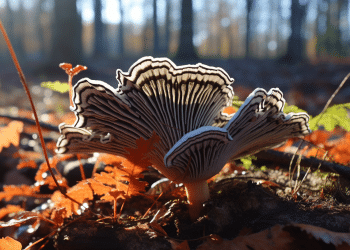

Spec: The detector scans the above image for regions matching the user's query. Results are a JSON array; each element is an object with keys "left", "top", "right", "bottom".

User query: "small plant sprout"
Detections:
[{"left": 56, "top": 57, "right": 311, "bottom": 221}]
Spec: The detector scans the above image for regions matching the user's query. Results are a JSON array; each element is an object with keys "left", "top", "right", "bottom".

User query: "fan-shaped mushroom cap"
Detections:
[
  {"left": 57, "top": 57, "right": 311, "bottom": 184},
  {"left": 164, "top": 88, "right": 311, "bottom": 183},
  {"left": 57, "top": 57, "right": 235, "bottom": 181}
]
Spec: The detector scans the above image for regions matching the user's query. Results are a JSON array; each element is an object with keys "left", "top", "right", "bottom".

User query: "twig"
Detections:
[
  {"left": 315, "top": 72, "right": 350, "bottom": 127},
  {"left": 288, "top": 141, "right": 303, "bottom": 189}
]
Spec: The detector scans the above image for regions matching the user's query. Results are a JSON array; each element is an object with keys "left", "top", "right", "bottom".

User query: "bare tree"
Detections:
[
  {"left": 153, "top": 0, "right": 160, "bottom": 55},
  {"left": 116, "top": 0, "right": 124, "bottom": 57},
  {"left": 3, "top": 0, "right": 15, "bottom": 61},
  {"left": 317, "top": 0, "right": 346, "bottom": 59},
  {"left": 50, "top": 0, "right": 82, "bottom": 65},
  {"left": 245, "top": 0, "right": 254, "bottom": 57},
  {"left": 163, "top": 0, "right": 171, "bottom": 55},
  {"left": 34, "top": 0, "right": 46, "bottom": 59},
  {"left": 280, "top": 0, "right": 306, "bottom": 64},
  {"left": 93, "top": 0, "right": 105, "bottom": 58},
  {"left": 175, "top": 0, "right": 197, "bottom": 61}
]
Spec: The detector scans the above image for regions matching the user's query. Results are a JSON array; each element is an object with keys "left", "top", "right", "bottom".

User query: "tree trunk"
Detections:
[
  {"left": 117, "top": 0, "right": 124, "bottom": 57},
  {"left": 323, "top": 0, "right": 346, "bottom": 58},
  {"left": 245, "top": 0, "right": 254, "bottom": 58},
  {"left": 163, "top": 0, "right": 171, "bottom": 56},
  {"left": 175, "top": 0, "right": 197, "bottom": 61},
  {"left": 3, "top": 0, "right": 15, "bottom": 61},
  {"left": 50, "top": 0, "right": 82, "bottom": 66},
  {"left": 93, "top": 0, "right": 105, "bottom": 58},
  {"left": 153, "top": 0, "right": 160, "bottom": 56},
  {"left": 34, "top": 0, "right": 46, "bottom": 59},
  {"left": 13, "top": 1, "right": 26, "bottom": 62},
  {"left": 279, "top": 0, "right": 306, "bottom": 64}
]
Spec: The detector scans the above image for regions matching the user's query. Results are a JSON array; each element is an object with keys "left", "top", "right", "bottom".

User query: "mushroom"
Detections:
[{"left": 57, "top": 56, "right": 311, "bottom": 220}]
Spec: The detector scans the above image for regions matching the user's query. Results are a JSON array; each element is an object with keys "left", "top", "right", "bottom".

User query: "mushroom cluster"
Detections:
[{"left": 57, "top": 57, "right": 311, "bottom": 220}]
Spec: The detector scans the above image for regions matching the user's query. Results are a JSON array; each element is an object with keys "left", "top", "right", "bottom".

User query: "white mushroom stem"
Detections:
[{"left": 184, "top": 180, "right": 210, "bottom": 221}]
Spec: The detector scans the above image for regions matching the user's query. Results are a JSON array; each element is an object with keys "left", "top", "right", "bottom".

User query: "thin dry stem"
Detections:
[
  {"left": 0, "top": 20, "right": 81, "bottom": 207},
  {"left": 289, "top": 141, "right": 303, "bottom": 189},
  {"left": 316, "top": 72, "right": 350, "bottom": 127}
]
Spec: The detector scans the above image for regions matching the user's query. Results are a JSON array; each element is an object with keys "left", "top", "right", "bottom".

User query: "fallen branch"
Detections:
[
  {"left": 255, "top": 149, "right": 350, "bottom": 180},
  {"left": 0, "top": 114, "right": 59, "bottom": 132}
]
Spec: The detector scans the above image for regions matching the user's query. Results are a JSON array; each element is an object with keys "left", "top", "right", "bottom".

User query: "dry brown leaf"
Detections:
[
  {"left": 149, "top": 221, "right": 168, "bottom": 237},
  {"left": 287, "top": 223, "right": 350, "bottom": 248},
  {"left": 0, "top": 211, "right": 39, "bottom": 228},
  {"left": 197, "top": 224, "right": 292, "bottom": 250},
  {"left": 51, "top": 207, "right": 67, "bottom": 226},
  {"left": 175, "top": 240, "right": 190, "bottom": 250}
]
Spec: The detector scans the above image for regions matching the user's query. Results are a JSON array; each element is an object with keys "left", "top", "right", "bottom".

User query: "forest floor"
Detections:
[{"left": 0, "top": 58, "right": 350, "bottom": 249}]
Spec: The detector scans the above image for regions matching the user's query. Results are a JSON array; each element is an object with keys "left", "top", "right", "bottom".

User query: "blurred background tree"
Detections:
[
  {"left": 2, "top": 0, "right": 349, "bottom": 64},
  {"left": 0, "top": 0, "right": 350, "bottom": 114}
]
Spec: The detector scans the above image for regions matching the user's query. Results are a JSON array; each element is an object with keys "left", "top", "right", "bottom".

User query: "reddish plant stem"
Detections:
[
  {"left": 77, "top": 154, "right": 86, "bottom": 180},
  {"left": 0, "top": 20, "right": 81, "bottom": 207},
  {"left": 68, "top": 74, "right": 73, "bottom": 107}
]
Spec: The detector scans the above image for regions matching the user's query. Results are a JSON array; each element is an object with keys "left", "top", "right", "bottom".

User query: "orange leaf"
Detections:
[
  {"left": 0, "top": 185, "right": 40, "bottom": 202},
  {"left": 17, "top": 160, "right": 37, "bottom": 170},
  {"left": 106, "top": 166, "right": 148, "bottom": 195},
  {"left": 96, "top": 153, "right": 150, "bottom": 197},
  {"left": 0, "top": 205, "right": 24, "bottom": 220},
  {"left": 101, "top": 189, "right": 125, "bottom": 201},
  {"left": 0, "top": 237, "right": 22, "bottom": 250},
  {"left": 71, "top": 65, "right": 88, "bottom": 76},
  {"left": 13, "top": 150, "right": 42, "bottom": 160},
  {"left": 59, "top": 63, "right": 72, "bottom": 72},
  {"left": 0, "top": 121, "right": 23, "bottom": 152},
  {"left": 59, "top": 63, "right": 87, "bottom": 77},
  {"left": 51, "top": 207, "right": 66, "bottom": 226},
  {"left": 87, "top": 178, "right": 113, "bottom": 196},
  {"left": 51, "top": 180, "right": 94, "bottom": 217},
  {"left": 223, "top": 106, "right": 236, "bottom": 115},
  {"left": 124, "top": 131, "right": 161, "bottom": 169}
]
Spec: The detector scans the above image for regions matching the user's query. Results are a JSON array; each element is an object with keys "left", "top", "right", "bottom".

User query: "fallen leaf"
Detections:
[
  {"left": 0, "top": 205, "right": 24, "bottom": 220},
  {"left": 0, "top": 237, "right": 22, "bottom": 250},
  {"left": 0, "top": 185, "right": 40, "bottom": 202},
  {"left": 0, "top": 121, "right": 23, "bottom": 152}
]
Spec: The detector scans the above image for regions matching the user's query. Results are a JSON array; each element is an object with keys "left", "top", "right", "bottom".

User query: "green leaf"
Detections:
[
  {"left": 309, "top": 103, "right": 350, "bottom": 131},
  {"left": 284, "top": 103, "right": 308, "bottom": 114},
  {"left": 239, "top": 155, "right": 257, "bottom": 170},
  {"left": 41, "top": 81, "right": 69, "bottom": 94},
  {"left": 232, "top": 96, "right": 244, "bottom": 109}
]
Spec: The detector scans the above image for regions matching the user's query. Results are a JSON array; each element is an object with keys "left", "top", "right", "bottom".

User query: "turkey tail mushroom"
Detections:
[{"left": 57, "top": 57, "right": 311, "bottom": 221}]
